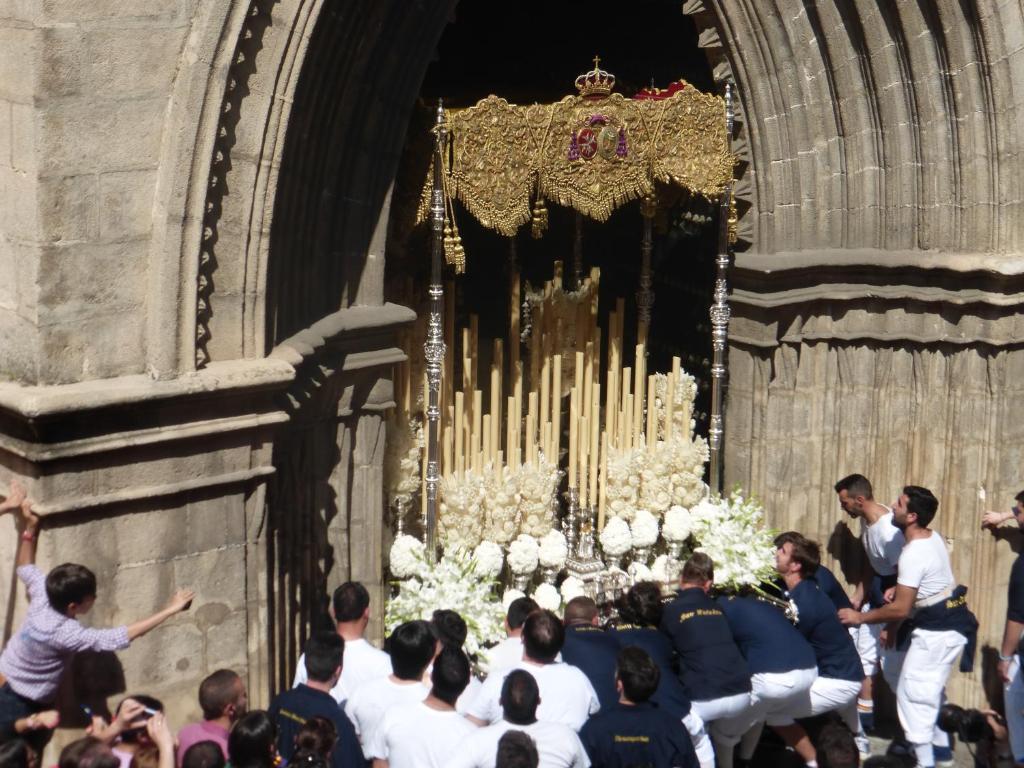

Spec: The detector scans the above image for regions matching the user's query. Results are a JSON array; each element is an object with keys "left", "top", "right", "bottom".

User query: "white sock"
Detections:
[
  {"left": 805, "top": 761, "right": 818, "bottom": 768},
  {"left": 913, "top": 741, "right": 934, "bottom": 767}
]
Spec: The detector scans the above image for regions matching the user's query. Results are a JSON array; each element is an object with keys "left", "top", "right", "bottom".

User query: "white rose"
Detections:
[
  {"left": 532, "top": 583, "right": 561, "bottom": 612},
  {"left": 600, "top": 517, "right": 632, "bottom": 557},
  {"left": 663, "top": 505, "right": 693, "bottom": 542},
  {"left": 508, "top": 534, "right": 540, "bottom": 575},
  {"left": 389, "top": 534, "right": 426, "bottom": 579},
  {"left": 472, "top": 541, "right": 505, "bottom": 579}
]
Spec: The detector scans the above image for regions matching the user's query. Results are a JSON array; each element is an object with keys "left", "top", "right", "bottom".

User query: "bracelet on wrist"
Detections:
[
  {"left": 20, "top": 528, "right": 36, "bottom": 541},
  {"left": 999, "top": 653, "right": 1014, "bottom": 662}
]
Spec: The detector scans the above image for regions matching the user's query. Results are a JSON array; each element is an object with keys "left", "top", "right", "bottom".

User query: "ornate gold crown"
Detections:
[{"left": 575, "top": 56, "right": 616, "bottom": 99}]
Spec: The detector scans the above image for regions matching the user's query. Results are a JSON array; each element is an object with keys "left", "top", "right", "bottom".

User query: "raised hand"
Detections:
[
  {"left": 0, "top": 479, "right": 26, "bottom": 514},
  {"left": 165, "top": 588, "right": 196, "bottom": 614}
]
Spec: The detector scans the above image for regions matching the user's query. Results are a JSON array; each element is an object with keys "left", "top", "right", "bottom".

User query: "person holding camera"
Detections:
[{"left": 982, "top": 489, "right": 1024, "bottom": 767}]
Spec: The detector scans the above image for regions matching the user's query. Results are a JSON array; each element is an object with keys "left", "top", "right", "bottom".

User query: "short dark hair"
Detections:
[
  {"left": 777, "top": 532, "right": 820, "bottom": 577},
  {"left": 0, "top": 739, "right": 33, "bottom": 768},
  {"left": 332, "top": 582, "right": 370, "bottom": 623},
  {"left": 495, "top": 730, "right": 539, "bottom": 768},
  {"left": 506, "top": 597, "right": 539, "bottom": 630},
  {"left": 430, "top": 645, "right": 471, "bottom": 706},
  {"left": 182, "top": 741, "right": 227, "bottom": 768},
  {"left": 295, "top": 716, "right": 337, "bottom": 758},
  {"left": 46, "top": 563, "right": 97, "bottom": 615},
  {"left": 681, "top": 552, "right": 714, "bottom": 584},
  {"left": 522, "top": 610, "right": 564, "bottom": 663},
  {"left": 834, "top": 473, "right": 873, "bottom": 499},
  {"left": 622, "top": 581, "right": 664, "bottom": 627},
  {"left": 616, "top": 646, "right": 660, "bottom": 703},
  {"left": 58, "top": 737, "right": 120, "bottom": 768},
  {"left": 228, "top": 711, "right": 277, "bottom": 768},
  {"left": 563, "top": 596, "right": 598, "bottom": 625},
  {"left": 1016, "top": 490, "right": 1024, "bottom": 505},
  {"left": 116, "top": 695, "right": 163, "bottom": 744},
  {"left": 432, "top": 609, "right": 468, "bottom": 648},
  {"left": 199, "top": 669, "right": 242, "bottom": 720},
  {"left": 303, "top": 631, "right": 344, "bottom": 683},
  {"left": 500, "top": 669, "right": 540, "bottom": 725},
  {"left": 816, "top": 722, "right": 859, "bottom": 768},
  {"left": 904, "top": 485, "right": 939, "bottom": 528},
  {"left": 387, "top": 620, "right": 437, "bottom": 680}
]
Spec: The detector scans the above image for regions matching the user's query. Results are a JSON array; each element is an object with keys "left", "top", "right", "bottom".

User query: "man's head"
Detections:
[
  {"left": 182, "top": 741, "right": 226, "bottom": 768},
  {"left": 563, "top": 596, "right": 599, "bottom": 626},
  {"left": 834, "top": 473, "right": 874, "bottom": 518},
  {"left": 1014, "top": 490, "right": 1024, "bottom": 529},
  {"left": 615, "top": 646, "right": 659, "bottom": 704},
  {"left": 303, "top": 631, "right": 344, "bottom": 685},
  {"left": 429, "top": 645, "right": 471, "bottom": 706},
  {"left": 505, "top": 597, "right": 539, "bottom": 635},
  {"left": 774, "top": 532, "right": 820, "bottom": 580},
  {"left": 387, "top": 620, "right": 437, "bottom": 681},
  {"left": 0, "top": 739, "right": 37, "bottom": 768},
  {"left": 58, "top": 737, "right": 119, "bottom": 768},
  {"left": 622, "top": 581, "right": 664, "bottom": 627},
  {"left": 227, "top": 711, "right": 277, "bottom": 768},
  {"left": 199, "top": 669, "right": 247, "bottom": 723},
  {"left": 815, "top": 722, "right": 859, "bottom": 768},
  {"left": 431, "top": 609, "right": 468, "bottom": 649},
  {"left": 331, "top": 582, "right": 370, "bottom": 625},
  {"left": 680, "top": 552, "right": 714, "bottom": 591},
  {"left": 893, "top": 485, "right": 939, "bottom": 530},
  {"left": 499, "top": 669, "right": 541, "bottom": 725},
  {"left": 46, "top": 564, "right": 97, "bottom": 617},
  {"left": 495, "top": 730, "right": 539, "bottom": 768},
  {"left": 522, "top": 609, "right": 565, "bottom": 663}
]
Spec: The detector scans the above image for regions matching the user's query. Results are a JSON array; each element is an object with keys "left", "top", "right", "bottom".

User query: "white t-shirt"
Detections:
[
  {"left": 466, "top": 661, "right": 600, "bottom": 731},
  {"left": 860, "top": 509, "right": 904, "bottom": 576},
  {"left": 457, "top": 674, "right": 484, "bottom": 715},
  {"left": 483, "top": 636, "right": 525, "bottom": 673},
  {"left": 448, "top": 719, "right": 590, "bottom": 768},
  {"left": 897, "top": 530, "right": 955, "bottom": 601},
  {"left": 344, "top": 677, "right": 429, "bottom": 756},
  {"left": 292, "top": 636, "right": 392, "bottom": 703},
  {"left": 367, "top": 701, "right": 476, "bottom": 768}
]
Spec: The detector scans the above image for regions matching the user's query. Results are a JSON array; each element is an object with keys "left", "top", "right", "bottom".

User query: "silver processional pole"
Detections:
[
  {"left": 423, "top": 101, "right": 447, "bottom": 561},
  {"left": 708, "top": 83, "right": 734, "bottom": 496}
]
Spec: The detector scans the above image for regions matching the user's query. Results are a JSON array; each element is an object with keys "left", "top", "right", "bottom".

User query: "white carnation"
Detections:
[
  {"left": 630, "top": 509, "right": 660, "bottom": 547},
  {"left": 532, "top": 583, "right": 562, "bottom": 612},
  {"left": 560, "top": 576, "right": 586, "bottom": 603},
  {"left": 389, "top": 534, "right": 426, "bottom": 579},
  {"left": 599, "top": 516, "right": 633, "bottom": 557},
  {"left": 502, "top": 588, "right": 526, "bottom": 609},
  {"left": 663, "top": 505, "right": 693, "bottom": 542},
  {"left": 472, "top": 541, "right": 505, "bottom": 578},
  {"left": 538, "top": 529, "right": 568, "bottom": 569},
  {"left": 508, "top": 534, "right": 540, "bottom": 575}
]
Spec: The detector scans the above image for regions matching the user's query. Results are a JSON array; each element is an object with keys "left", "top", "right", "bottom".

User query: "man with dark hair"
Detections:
[
  {"left": 0, "top": 483, "right": 195, "bottom": 755},
  {"left": 293, "top": 581, "right": 391, "bottom": 703},
  {"left": 58, "top": 736, "right": 120, "bottom": 768},
  {"left": 176, "top": 670, "right": 247, "bottom": 765},
  {"left": 660, "top": 553, "right": 753, "bottom": 744},
  {"left": 269, "top": 631, "right": 364, "bottom": 768},
  {"left": 181, "top": 741, "right": 226, "bottom": 768},
  {"left": 560, "top": 596, "right": 621, "bottom": 710},
  {"left": 431, "top": 609, "right": 483, "bottom": 712},
  {"left": 834, "top": 473, "right": 904, "bottom": 755},
  {"left": 485, "top": 598, "right": 541, "bottom": 673},
  {"left": 775, "top": 532, "right": 863, "bottom": 766},
  {"left": 579, "top": 647, "right": 699, "bottom": 768},
  {"left": 839, "top": 486, "right": 977, "bottom": 768},
  {"left": 815, "top": 722, "right": 860, "bottom": 768},
  {"left": 496, "top": 731, "right": 540, "bottom": 768},
  {"left": 468, "top": 610, "right": 599, "bottom": 731},
  {"left": 451, "top": 670, "right": 589, "bottom": 768},
  {"left": 369, "top": 646, "right": 475, "bottom": 768},
  {"left": 345, "top": 620, "right": 433, "bottom": 756}
]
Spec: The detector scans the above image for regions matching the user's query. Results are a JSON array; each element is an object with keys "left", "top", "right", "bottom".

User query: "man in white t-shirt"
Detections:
[
  {"left": 834, "top": 473, "right": 904, "bottom": 747},
  {"left": 430, "top": 608, "right": 483, "bottom": 713},
  {"left": 293, "top": 582, "right": 392, "bottom": 703},
  {"left": 450, "top": 669, "right": 589, "bottom": 768},
  {"left": 345, "top": 619, "right": 436, "bottom": 757},
  {"left": 467, "top": 609, "right": 600, "bottom": 731},
  {"left": 840, "top": 485, "right": 972, "bottom": 768},
  {"left": 483, "top": 597, "right": 539, "bottom": 674},
  {"left": 369, "top": 645, "right": 477, "bottom": 768}
]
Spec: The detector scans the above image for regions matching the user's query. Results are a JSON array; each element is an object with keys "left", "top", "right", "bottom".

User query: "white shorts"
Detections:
[
  {"left": 896, "top": 628, "right": 966, "bottom": 746},
  {"left": 713, "top": 667, "right": 818, "bottom": 745},
  {"left": 768, "top": 676, "right": 860, "bottom": 729},
  {"left": 692, "top": 691, "right": 754, "bottom": 724},
  {"left": 849, "top": 612, "right": 881, "bottom": 677}
]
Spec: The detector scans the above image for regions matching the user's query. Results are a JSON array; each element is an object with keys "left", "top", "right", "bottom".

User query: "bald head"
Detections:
[{"left": 563, "top": 596, "right": 599, "bottom": 625}]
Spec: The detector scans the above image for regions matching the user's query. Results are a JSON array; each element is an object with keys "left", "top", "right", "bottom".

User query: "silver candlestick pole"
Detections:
[
  {"left": 423, "top": 100, "right": 447, "bottom": 561},
  {"left": 708, "top": 84, "right": 734, "bottom": 495},
  {"left": 637, "top": 194, "right": 656, "bottom": 344}
]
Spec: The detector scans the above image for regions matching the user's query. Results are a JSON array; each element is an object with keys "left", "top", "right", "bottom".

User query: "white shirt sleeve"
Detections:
[
  {"left": 344, "top": 692, "right": 363, "bottom": 739},
  {"left": 365, "top": 709, "right": 393, "bottom": 760},
  {"left": 292, "top": 653, "right": 308, "bottom": 688},
  {"left": 570, "top": 730, "right": 592, "bottom": 768},
  {"left": 465, "top": 673, "right": 502, "bottom": 723},
  {"left": 584, "top": 676, "right": 600, "bottom": 715},
  {"left": 896, "top": 542, "right": 925, "bottom": 591}
]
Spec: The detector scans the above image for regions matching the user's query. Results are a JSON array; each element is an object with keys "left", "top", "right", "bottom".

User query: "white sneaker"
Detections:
[{"left": 854, "top": 733, "right": 871, "bottom": 758}]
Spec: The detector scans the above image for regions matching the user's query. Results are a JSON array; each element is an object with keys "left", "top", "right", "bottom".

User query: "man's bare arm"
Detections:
[{"left": 839, "top": 584, "right": 916, "bottom": 626}]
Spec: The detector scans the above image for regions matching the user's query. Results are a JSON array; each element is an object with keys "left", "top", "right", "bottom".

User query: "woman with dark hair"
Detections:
[
  {"left": 294, "top": 716, "right": 337, "bottom": 762},
  {"left": 0, "top": 738, "right": 38, "bottom": 768},
  {"left": 59, "top": 736, "right": 120, "bottom": 768},
  {"left": 228, "top": 711, "right": 278, "bottom": 768}
]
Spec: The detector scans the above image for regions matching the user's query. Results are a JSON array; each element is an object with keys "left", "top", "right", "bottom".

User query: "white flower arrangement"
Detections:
[
  {"left": 502, "top": 588, "right": 526, "bottom": 610},
  {"left": 439, "top": 470, "right": 488, "bottom": 550},
  {"left": 385, "top": 547, "right": 505, "bottom": 658},
  {"left": 532, "top": 583, "right": 562, "bottom": 612},
  {"left": 650, "top": 554, "right": 672, "bottom": 585},
  {"left": 472, "top": 541, "right": 505, "bottom": 579},
  {"left": 692, "top": 491, "right": 777, "bottom": 592},
  {"left": 604, "top": 447, "right": 643, "bottom": 522},
  {"left": 516, "top": 455, "right": 561, "bottom": 538},
  {"left": 482, "top": 469, "right": 520, "bottom": 545},
  {"left": 560, "top": 576, "right": 586, "bottom": 603},
  {"left": 508, "top": 534, "right": 541, "bottom": 575},
  {"left": 384, "top": 418, "right": 423, "bottom": 506},
  {"left": 599, "top": 516, "right": 633, "bottom": 557},
  {"left": 660, "top": 435, "right": 710, "bottom": 511},
  {"left": 389, "top": 534, "right": 427, "bottom": 579},
  {"left": 629, "top": 509, "right": 660, "bottom": 548},
  {"left": 538, "top": 529, "right": 568, "bottom": 569},
  {"left": 663, "top": 505, "right": 693, "bottom": 543},
  {"left": 628, "top": 561, "right": 654, "bottom": 583}
]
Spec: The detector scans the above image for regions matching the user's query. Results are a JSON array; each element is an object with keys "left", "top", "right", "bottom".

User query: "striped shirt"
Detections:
[{"left": 0, "top": 565, "right": 129, "bottom": 702}]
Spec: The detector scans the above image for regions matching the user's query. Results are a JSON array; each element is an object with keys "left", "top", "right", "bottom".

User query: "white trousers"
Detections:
[
  {"left": 714, "top": 667, "right": 819, "bottom": 742},
  {"left": 691, "top": 692, "right": 754, "bottom": 724},
  {"left": 889, "top": 628, "right": 966, "bottom": 764},
  {"left": 849, "top": 610, "right": 881, "bottom": 677},
  {"left": 1005, "top": 656, "right": 1024, "bottom": 764},
  {"left": 769, "top": 675, "right": 860, "bottom": 732},
  {"left": 683, "top": 710, "right": 715, "bottom": 768}
]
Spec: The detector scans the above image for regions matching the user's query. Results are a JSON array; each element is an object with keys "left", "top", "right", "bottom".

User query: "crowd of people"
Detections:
[{"left": 0, "top": 474, "right": 1019, "bottom": 768}]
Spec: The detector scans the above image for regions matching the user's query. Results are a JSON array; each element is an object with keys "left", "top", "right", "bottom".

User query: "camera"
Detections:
[{"left": 937, "top": 703, "right": 995, "bottom": 744}]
